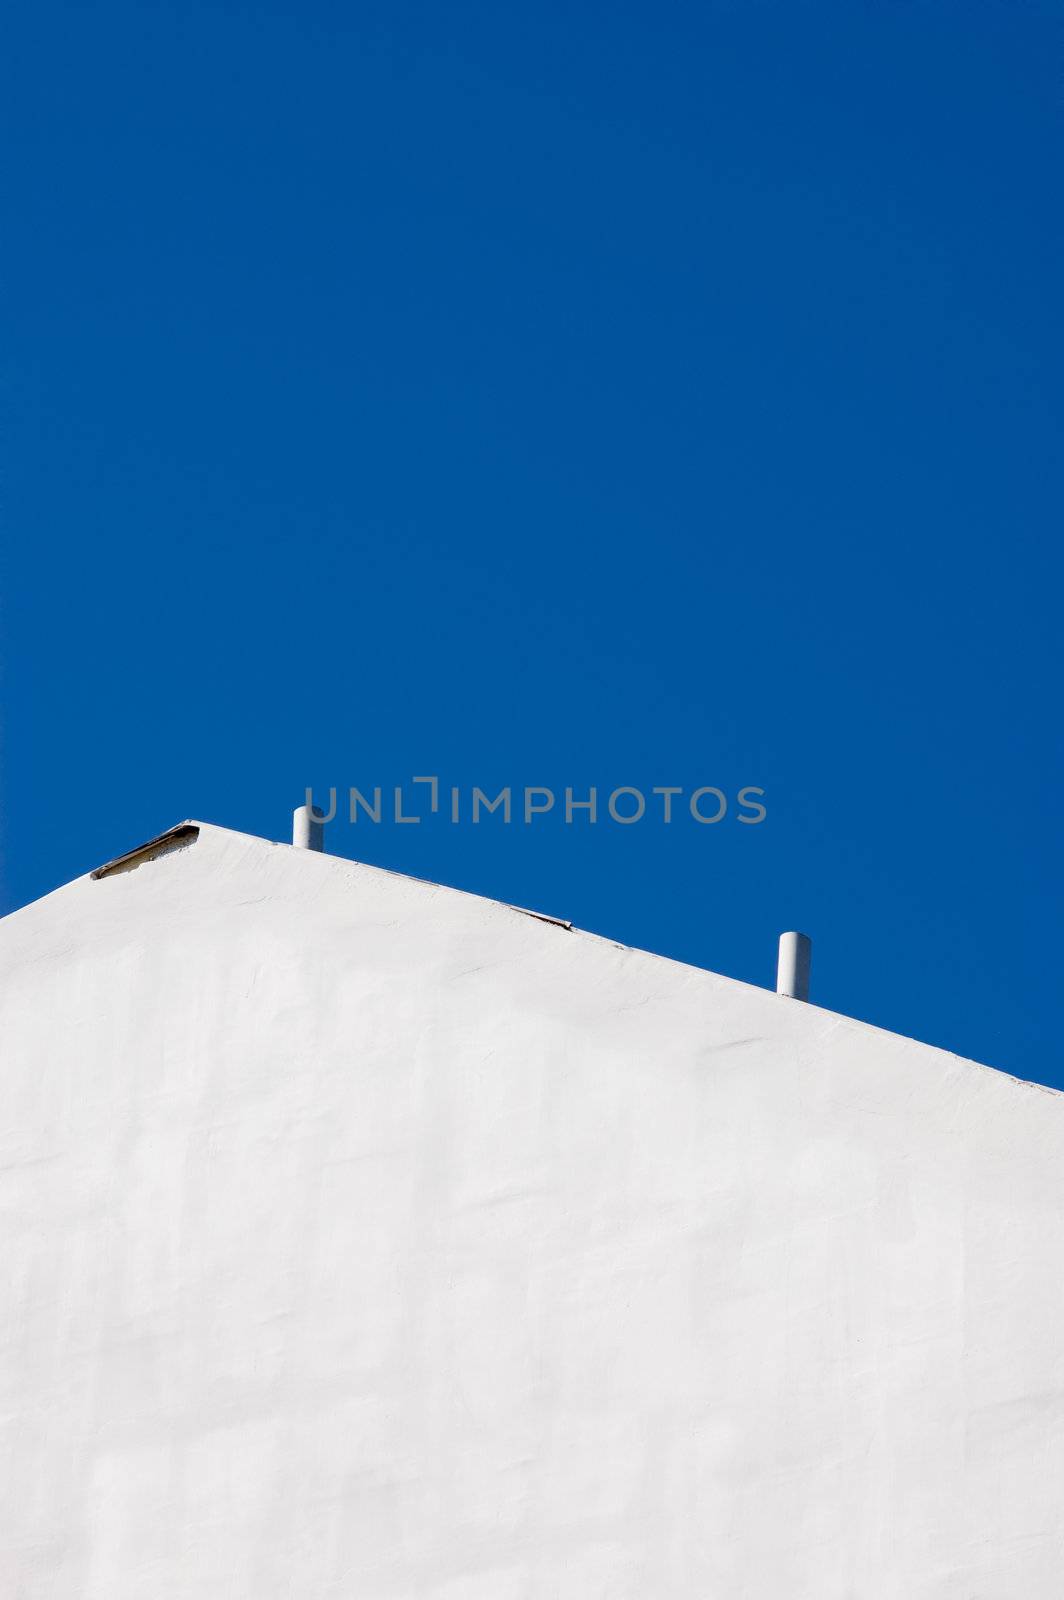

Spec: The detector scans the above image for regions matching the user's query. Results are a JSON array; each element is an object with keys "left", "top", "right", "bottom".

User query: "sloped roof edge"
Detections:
[{"left": 2, "top": 818, "right": 1057, "bottom": 1102}]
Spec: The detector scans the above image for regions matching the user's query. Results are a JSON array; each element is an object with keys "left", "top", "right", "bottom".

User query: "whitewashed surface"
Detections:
[{"left": 1, "top": 823, "right": 1061, "bottom": 1598}]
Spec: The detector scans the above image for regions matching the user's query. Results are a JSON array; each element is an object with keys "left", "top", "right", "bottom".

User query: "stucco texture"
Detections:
[{"left": 1, "top": 823, "right": 1061, "bottom": 1597}]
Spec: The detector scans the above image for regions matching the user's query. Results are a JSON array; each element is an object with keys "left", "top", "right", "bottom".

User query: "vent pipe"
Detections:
[
  {"left": 776, "top": 931, "right": 811, "bottom": 1001},
  {"left": 292, "top": 803, "right": 326, "bottom": 852}
]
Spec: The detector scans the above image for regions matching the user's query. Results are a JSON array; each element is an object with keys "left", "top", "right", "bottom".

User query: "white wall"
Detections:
[{"left": 1, "top": 823, "right": 1062, "bottom": 1598}]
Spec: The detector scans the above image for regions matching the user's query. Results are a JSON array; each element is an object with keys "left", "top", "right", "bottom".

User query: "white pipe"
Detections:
[
  {"left": 292, "top": 804, "right": 325, "bottom": 852},
  {"left": 777, "top": 931, "right": 811, "bottom": 1001}
]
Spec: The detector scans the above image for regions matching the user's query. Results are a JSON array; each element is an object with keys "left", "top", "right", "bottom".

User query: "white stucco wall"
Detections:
[{"left": 1, "top": 822, "right": 1062, "bottom": 1598}]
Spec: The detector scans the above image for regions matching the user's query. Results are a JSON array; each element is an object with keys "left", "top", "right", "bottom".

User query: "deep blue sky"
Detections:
[{"left": 3, "top": 2, "right": 1061, "bottom": 1085}]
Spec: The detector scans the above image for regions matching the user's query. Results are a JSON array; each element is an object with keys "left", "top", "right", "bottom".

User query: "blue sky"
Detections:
[{"left": 3, "top": 1, "right": 1061, "bottom": 1085}]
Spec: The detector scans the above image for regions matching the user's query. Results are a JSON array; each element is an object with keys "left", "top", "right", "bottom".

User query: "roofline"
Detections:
[
  {"left": 90, "top": 822, "right": 201, "bottom": 879},
  {"left": 6, "top": 815, "right": 1052, "bottom": 1102}
]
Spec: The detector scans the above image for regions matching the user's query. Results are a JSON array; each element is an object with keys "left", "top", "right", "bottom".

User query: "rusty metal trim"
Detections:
[{"left": 91, "top": 823, "right": 200, "bottom": 880}]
